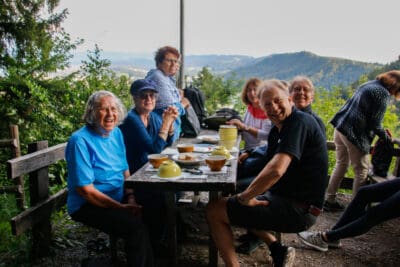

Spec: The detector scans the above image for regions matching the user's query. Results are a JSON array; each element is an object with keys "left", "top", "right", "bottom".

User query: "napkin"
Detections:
[
  {"left": 199, "top": 166, "right": 228, "bottom": 174},
  {"left": 145, "top": 165, "right": 158, "bottom": 172}
]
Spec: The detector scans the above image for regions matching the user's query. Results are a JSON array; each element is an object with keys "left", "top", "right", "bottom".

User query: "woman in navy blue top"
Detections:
[
  {"left": 119, "top": 79, "right": 178, "bottom": 173},
  {"left": 119, "top": 79, "right": 179, "bottom": 257}
]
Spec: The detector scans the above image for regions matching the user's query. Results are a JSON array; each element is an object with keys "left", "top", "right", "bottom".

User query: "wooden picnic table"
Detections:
[{"left": 124, "top": 129, "right": 240, "bottom": 267}]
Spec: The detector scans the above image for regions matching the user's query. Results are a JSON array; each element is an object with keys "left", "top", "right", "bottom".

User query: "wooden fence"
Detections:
[{"left": 0, "top": 125, "right": 24, "bottom": 209}]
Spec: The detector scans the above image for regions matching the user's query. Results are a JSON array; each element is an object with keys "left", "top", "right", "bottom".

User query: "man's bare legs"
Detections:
[
  {"left": 206, "top": 197, "right": 240, "bottom": 267},
  {"left": 206, "top": 198, "right": 279, "bottom": 267}
]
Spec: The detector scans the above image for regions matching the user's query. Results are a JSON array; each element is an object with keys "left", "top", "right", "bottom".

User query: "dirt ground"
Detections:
[{"left": 30, "top": 193, "right": 400, "bottom": 267}]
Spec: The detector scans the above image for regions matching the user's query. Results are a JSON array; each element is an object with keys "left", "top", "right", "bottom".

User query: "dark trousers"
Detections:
[
  {"left": 327, "top": 178, "right": 400, "bottom": 241},
  {"left": 71, "top": 203, "right": 154, "bottom": 267},
  {"left": 236, "top": 145, "right": 269, "bottom": 192}
]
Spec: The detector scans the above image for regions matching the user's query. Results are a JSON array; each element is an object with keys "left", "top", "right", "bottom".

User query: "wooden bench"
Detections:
[{"left": 7, "top": 140, "right": 121, "bottom": 260}]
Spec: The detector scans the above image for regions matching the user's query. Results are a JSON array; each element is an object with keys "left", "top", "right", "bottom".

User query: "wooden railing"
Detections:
[
  {"left": 0, "top": 125, "right": 24, "bottom": 209},
  {"left": 7, "top": 141, "right": 67, "bottom": 258}
]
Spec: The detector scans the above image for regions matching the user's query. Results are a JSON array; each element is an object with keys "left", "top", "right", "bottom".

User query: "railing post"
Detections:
[
  {"left": 10, "top": 124, "right": 25, "bottom": 209},
  {"left": 28, "top": 141, "right": 51, "bottom": 258}
]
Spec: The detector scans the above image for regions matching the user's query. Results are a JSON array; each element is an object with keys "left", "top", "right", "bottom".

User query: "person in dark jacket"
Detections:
[{"left": 324, "top": 70, "right": 400, "bottom": 212}]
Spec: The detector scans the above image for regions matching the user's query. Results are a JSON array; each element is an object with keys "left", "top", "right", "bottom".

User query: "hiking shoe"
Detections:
[
  {"left": 271, "top": 246, "right": 296, "bottom": 267},
  {"left": 323, "top": 200, "right": 345, "bottom": 212},
  {"left": 297, "top": 231, "right": 328, "bottom": 252}
]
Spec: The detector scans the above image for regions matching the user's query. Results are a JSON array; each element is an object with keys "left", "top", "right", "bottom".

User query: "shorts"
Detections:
[{"left": 226, "top": 192, "right": 316, "bottom": 233}]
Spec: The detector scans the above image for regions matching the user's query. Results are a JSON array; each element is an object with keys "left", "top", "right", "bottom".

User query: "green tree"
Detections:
[
  {"left": 192, "top": 67, "right": 244, "bottom": 115},
  {"left": 0, "top": 0, "right": 81, "bottom": 146}
]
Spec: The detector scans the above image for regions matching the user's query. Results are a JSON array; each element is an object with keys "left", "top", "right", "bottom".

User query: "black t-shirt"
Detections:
[{"left": 267, "top": 108, "right": 328, "bottom": 208}]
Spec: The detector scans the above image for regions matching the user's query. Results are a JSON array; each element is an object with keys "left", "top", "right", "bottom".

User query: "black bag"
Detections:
[
  {"left": 203, "top": 108, "right": 242, "bottom": 130},
  {"left": 371, "top": 131, "right": 394, "bottom": 177},
  {"left": 180, "top": 105, "right": 201, "bottom": 137},
  {"left": 184, "top": 85, "right": 207, "bottom": 127}
]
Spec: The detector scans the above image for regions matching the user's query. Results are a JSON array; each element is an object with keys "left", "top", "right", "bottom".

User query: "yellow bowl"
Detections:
[
  {"left": 148, "top": 154, "right": 168, "bottom": 168},
  {"left": 158, "top": 160, "right": 182, "bottom": 178},
  {"left": 211, "top": 146, "right": 232, "bottom": 159}
]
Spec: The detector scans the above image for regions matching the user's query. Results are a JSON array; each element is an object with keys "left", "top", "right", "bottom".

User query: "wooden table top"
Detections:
[{"left": 124, "top": 129, "right": 239, "bottom": 193}]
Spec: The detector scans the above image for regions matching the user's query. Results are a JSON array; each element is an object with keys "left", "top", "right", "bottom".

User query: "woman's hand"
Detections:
[
  {"left": 238, "top": 152, "right": 250, "bottom": 164},
  {"left": 227, "top": 119, "right": 245, "bottom": 131},
  {"left": 163, "top": 106, "right": 179, "bottom": 122}
]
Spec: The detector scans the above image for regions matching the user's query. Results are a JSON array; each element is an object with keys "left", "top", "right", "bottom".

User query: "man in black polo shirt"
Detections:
[{"left": 206, "top": 79, "right": 328, "bottom": 267}]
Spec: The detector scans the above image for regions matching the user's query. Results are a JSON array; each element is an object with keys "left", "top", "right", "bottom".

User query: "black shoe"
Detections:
[
  {"left": 271, "top": 246, "right": 296, "bottom": 267},
  {"left": 323, "top": 200, "right": 345, "bottom": 212}
]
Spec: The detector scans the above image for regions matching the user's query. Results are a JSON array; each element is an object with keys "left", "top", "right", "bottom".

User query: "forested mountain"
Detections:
[
  {"left": 71, "top": 51, "right": 383, "bottom": 89},
  {"left": 228, "top": 51, "right": 382, "bottom": 89}
]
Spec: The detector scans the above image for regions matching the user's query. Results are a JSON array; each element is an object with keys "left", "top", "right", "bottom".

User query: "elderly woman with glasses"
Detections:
[
  {"left": 145, "top": 45, "right": 185, "bottom": 141},
  {"left": 66, "top": 90, "right": 154, "bottom": 267},
  {"left": 119, "top": 79, "right": 179, "bottom": 257}
]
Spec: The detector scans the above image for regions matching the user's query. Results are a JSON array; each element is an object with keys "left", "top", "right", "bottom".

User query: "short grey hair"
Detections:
[
  {"left": 258, "top": 79, "right": 290, "bottom": 99},
  {"left": 83, "top": 90, "right": 126, "bottom": 127}
]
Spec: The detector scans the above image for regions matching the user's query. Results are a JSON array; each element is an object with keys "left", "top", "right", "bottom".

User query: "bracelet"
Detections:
[{"left": 168, "top": 128, "right": 175, "bottom": 136}]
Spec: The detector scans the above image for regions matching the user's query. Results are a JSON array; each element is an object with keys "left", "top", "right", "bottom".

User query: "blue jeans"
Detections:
[
  {"left": 236, "top": 145, "right": 268, "bottom": 192},
  {"left": 327, "top": 178, "right": 400, "bottom": 241},
  {"left": 71, "top": 203, "right": 154, "bottom": 267}
]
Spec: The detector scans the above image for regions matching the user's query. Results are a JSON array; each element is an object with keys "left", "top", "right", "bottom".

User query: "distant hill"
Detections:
[
  {"left": 70, "top": 51, "right": 382, "bottom": 89},
  {"left": 228, "top": 51, "right": 382, "bottom": 89}
]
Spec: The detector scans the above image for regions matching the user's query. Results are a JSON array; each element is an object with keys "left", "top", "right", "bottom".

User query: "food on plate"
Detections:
[{"left": 178, "top": 154, "right": 195, "bottom": 161}]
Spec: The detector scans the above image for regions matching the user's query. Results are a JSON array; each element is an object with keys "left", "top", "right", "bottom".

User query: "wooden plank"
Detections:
[
  {"left": 0, "top": 138, "right": 17, "bottom": 148},
  {"left": 7, "top": 142, "right": 67, "bottom": 179},
  {"left": 11, "top": 188, "right": 68, "bottom": 236}
]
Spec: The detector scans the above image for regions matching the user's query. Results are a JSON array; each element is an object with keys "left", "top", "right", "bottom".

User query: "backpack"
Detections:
[
  {"left": 184, "top": 86, "right": 207, "bottom": 127},
  {"left": 203, "top": 108, "right": 242, "bottom": 130},
  {"left": 180, "top": 105, "right": 201, "bottom": 137},
  {"left": 371, "top": 130, "right": 394, "bottom": 177}
]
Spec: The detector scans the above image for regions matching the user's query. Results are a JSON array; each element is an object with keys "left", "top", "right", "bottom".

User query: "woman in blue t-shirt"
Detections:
[{"left": 66, "top": 90, "right": 154, "bottom": 267}]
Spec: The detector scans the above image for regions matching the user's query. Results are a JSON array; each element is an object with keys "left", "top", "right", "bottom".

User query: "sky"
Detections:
[{"left": 57, "top": 0, "right": 400, "bottom": 64}]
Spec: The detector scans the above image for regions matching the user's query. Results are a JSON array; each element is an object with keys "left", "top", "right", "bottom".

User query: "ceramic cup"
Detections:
[
  {"left": 205, "top": 155, "right": 227, "bottom": 172},
  {"left": 148, "top": 154, "right": 168, "bottom": 169},
  {"left": 177, "top": 143, "right": 195, "bottom": 153}
]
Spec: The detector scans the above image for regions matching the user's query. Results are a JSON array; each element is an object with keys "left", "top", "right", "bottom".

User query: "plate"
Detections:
[
  {"left": 172, "top": 153, "right": 205, "bottom": 166},
  {"left": 193, "top": 143, "right": 216, "bottom": 153},
  {"left": 197, "top": 134, "right": 220, "bottom": 144},
  {"left": 150, "top": 174, "right": 183, "bottom": 181}
]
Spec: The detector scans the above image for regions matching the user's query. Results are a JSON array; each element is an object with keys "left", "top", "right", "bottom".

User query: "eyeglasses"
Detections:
[
  {"left": 163, "top": 58, "right": 181, "bottom": 65},
  {"left": 292, "top": 86, "right": 313, "bottom": 93},
  {"left": 138, "top": 92, "right": 158, "bottom": 100}
]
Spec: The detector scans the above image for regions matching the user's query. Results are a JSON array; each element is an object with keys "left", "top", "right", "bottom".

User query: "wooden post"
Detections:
[
  {"left": 28, "top": 141, "right": 51, "bottom": 258},
  {"left": 178, "top": 0, "right": 185, "bottom": 89},
  {"left": 10, "top": 125, "right": 25, "bottom": 210}
]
